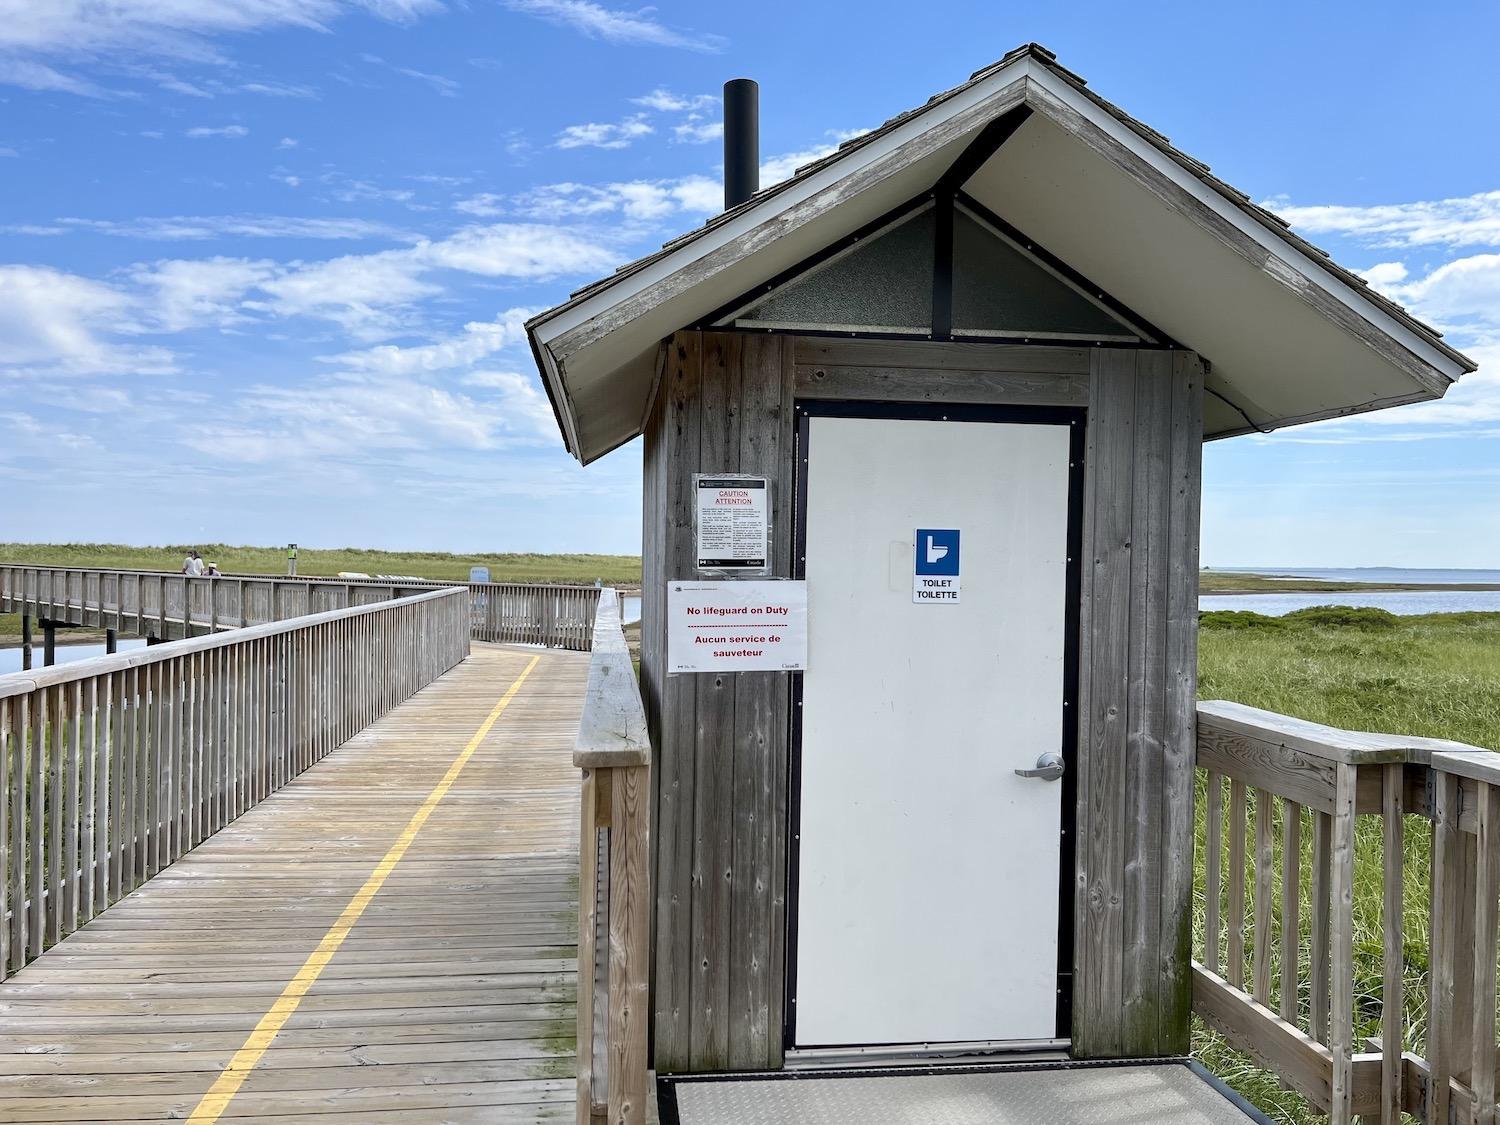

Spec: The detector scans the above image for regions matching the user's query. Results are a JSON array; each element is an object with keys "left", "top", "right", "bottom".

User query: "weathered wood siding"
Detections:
[
  {"left": 640, "top": 331, "right": 1203, "bottom": 1070},
  {"left": 1073, "top": 348, "right": 1204, "bottom": 1057},
  {"left": 641, "top": 332, "right": 795, "bottom": 1073}
]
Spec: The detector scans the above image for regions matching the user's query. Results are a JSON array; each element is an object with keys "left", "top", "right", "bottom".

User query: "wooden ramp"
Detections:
[{"left": 0, "top": 644, "right": 589, "bottom": 1124}]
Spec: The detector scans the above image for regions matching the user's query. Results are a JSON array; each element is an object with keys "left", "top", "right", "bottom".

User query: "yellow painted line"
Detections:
[{"left": 186, "top": 654, "right": 542, "bottom": 1124}]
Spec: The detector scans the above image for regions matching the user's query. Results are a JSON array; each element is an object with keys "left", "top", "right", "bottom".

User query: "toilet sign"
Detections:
[{"left": 913, "top": 528, "right": 961, "bottom": 604}]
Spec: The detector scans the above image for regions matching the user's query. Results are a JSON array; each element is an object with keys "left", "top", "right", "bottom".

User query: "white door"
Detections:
[{"left": 793, "top": 410, "right": 1075, "bottom": 1049}]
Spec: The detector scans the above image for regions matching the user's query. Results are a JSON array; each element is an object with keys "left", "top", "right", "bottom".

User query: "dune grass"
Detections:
[{"left": 1194, "top": 606, "right": 1500, "bottom": 1122}]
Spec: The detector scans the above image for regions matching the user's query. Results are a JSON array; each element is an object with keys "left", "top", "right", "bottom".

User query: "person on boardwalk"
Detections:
[
  {"left": 205, "top": 561, "right": 222, "bottom": 577},
  {"left": 182, "top": 550, "right": 204, "bottom": 577}
]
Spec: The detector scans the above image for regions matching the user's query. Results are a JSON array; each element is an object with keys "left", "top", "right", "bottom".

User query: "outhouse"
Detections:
[{"left": 528, "top": 43, "right": 1472, "bottom": 1081}]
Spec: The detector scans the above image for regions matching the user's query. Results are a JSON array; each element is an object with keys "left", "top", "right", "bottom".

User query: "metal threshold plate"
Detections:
[{"left": 660, "top": 1062, "right": 1267, "bottom": 1125}]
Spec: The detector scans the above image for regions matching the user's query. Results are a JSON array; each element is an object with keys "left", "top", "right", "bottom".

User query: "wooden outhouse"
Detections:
[{"left": 528, "top": 43, "right": 1473, "bottom": 1079}]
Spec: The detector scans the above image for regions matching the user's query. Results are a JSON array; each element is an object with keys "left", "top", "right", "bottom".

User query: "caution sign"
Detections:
[
  {"left": 667, "top": 581, "right": 807, "bottom": 674},
  {"left": 913, "top": 528, "right": 961, "bottom": 604},
  {"left": 695, "top": 475, "right": 769, "bottom": 573}
]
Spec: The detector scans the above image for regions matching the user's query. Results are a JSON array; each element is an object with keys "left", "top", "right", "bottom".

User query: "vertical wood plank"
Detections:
[
  {"left": 1311, "top": 809, "right": 1332, "bottom": 1045},
  {"left": 576, "top": 769, "right": 599, "bottom": 1125},
  {"left": 30, "top": 686, "right": 47, "bottom": 955},
  {"left": 1205, "top": 772, "right": 1223, "bottom": 973},
  {"left": 1380, "top": 764, "right": 1403, "bottom": 1125},
  {"left": 1474, "top": 781, "right": 1500, "bottom": 1125},
  {"left": 1158, "top": 352, "right": 1203, "bottom": 1052},
  {"left": 1122, "top": 350, "right": 1166, "bottom": 1048},
  {"left": 0, "top": 698, "right": 10, "bottom": 979},
  {"left": 651, "top": 330, "right": 701, "bottom": 1073},
  {"left": 1329, "top": 764, "right": 1357, "bottom": 1125},
  {"left": 1075, "top": 347, "right": 1135, "bottom": 1057},
  {"left": 1228, "top": 778, "right": 1247, "bottom": 990},
  {"left": 689, "top": 331, "right": 740, "bottom": 1070},
  {"left": 609, "top": 764, "right": 651, "bottom": 1125},
  {"left": 727, "top": 333, "right": 791, "bottom": 1069},
  {"left": 63, "top": 680, "right": 82, "bottom": 936},
  {"left": 1279, "top": 799, "right": 1302, "bottom": 1026},
  {"left": 1253, "top": 787, "right": 1274, "bottom": 1007}
]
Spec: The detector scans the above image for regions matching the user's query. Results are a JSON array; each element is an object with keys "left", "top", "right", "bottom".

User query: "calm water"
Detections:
[
  {"left": 1202, "top": 567, "right": 1500, "bottom": 617},
  {"left": 1209, "top": 567, "right": 1500, "bottom": 586},
  {"left": 0, "top": 639, "right": 147, "bottom": 677}
]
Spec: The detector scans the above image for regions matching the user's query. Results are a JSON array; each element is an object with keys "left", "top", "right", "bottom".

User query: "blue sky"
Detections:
[{"left": 2, "top": 1, "right": 1498, "bottom": 566}]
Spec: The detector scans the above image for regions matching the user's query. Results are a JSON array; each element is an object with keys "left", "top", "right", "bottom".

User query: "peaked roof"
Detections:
[{"left": 529, "top": 43, "right": 1475, "bottom": 464}]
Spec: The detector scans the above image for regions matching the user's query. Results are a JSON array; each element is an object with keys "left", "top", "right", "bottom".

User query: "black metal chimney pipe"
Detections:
[{"left": 723, "top": 78, "right": 759, "bottom": 210}]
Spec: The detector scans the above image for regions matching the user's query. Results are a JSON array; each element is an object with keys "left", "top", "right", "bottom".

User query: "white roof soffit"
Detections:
[{"left": 529, "top": 48, "right": 1474, "bottom": 464}]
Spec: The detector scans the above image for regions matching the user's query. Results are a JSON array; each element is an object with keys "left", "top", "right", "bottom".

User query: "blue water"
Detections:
[
  {"left": 1202, "top": 567, "right": 1500, "bottom": 617},
  {"left": 0, "top": 638, "right": 147, "bottom": 678}
]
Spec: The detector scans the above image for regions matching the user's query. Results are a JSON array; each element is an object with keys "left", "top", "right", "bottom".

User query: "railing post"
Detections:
[{"left": 1381, "top": 763, "right": 1405, "bottom": 1125}]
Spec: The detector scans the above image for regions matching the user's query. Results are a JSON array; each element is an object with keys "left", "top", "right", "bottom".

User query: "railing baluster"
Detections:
[
  {"left": 1329, "top": 764, "right": 1357, "bottom": 1125},
  {"left": 1380, "top": 763, "right": 1403, "bottom": 1125},
  {"left": 1253, "top": 787, "right": 1274, "bottom": 1007},
  {"left": 1311, "top": 809, "right": 1332, "bottom": 1046},
  {"left": 1279, "top": 798, "right": 1301, "bottom": 1027},
  {"left": 1228, "top": 778, "right": 1247, "bottom": 989},
  {"left": 1475, "top": 781, "right": 1500, "bottom": 1125},
  {"left": 1205, "top": 770, "right": 1223, "bottom": 973}
]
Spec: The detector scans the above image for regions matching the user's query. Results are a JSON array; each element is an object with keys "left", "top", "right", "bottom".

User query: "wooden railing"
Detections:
[
  {"left": 0, "top": 586, "right": 469, "bottom": 978},
  {"left": 1194, "top": 700, "right": 1500, "bottom": 1124},
  {"left": 574, "top": 588, "right": 651, "bottom": 1125},
  {"left": 469, "top": 582, "right": 601, "bottom": 651},
  {"left": 0, "top": 564, "right": 604, "bottom": 651}
]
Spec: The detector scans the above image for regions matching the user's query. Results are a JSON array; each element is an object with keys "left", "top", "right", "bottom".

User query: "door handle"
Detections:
[{"left": 1015, "top": 752, "right": 1065, "bottom": 781}]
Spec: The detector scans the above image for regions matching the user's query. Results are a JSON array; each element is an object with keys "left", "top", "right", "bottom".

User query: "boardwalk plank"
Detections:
[{"left": 0, "top": 645, "right": 587, "bottom": 1123}]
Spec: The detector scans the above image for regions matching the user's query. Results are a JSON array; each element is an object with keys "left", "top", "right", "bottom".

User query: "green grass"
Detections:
[
  {"left": 0, "top": 542, "right": 641, "bottom": 585},
  {"left": 1195, "top": 607, "right": 1500, "bottom": 1122}
]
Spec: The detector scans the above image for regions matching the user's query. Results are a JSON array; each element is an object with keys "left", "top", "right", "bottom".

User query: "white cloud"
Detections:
[
  {"left": 0, "top": 264, "right": 173, "bottom": 376},
  {"left": 39, "top": 214, "right": 406, "bottom": 240},
  {"left": 673, "top": 119, "right": 721, "bottom": 144},
  {"left": 454, "top": 192, "right": 504, "bottom": 217},
  {"left": 1358, "top": 261, "right": 1408, "bottom": 291},
  {"left": 185, "top": 124, "right": 248, "bottom": 138},
  {"left": 760, "top": 133, "right": 865, "bottom": 185},
  {"left": 555, "top": 115, "right": 653, "bottom": 150},
  {"left": 460, "top": 368, "right": 556, "bottom": 433},
  {"left": 0, "top": 146, "right": 15, "bottom": 158},
  {"left": 277, "top": 136, "right": 298, "bottom": 149},
  {"left": 1268, "top": 190, "right": 1500, "bottom": 250},
  {"left": 129, "top": 256, "right": 278, "bottom": 332},
  {"left": 393, "top": 65, "right": 459, "bottom": 96},
  {"left": 632, "top": 88, "right": 716, "bottom": 113},
  {"left": 0, "top": 57, "right": 106, "bottom": 96},
  {"left": 511, "top": 176, "right": 720, "bottom": 222},
  {"left": 501, "top": 0, "right": 724, "bottom": 51},
  {"left": 0, "top": 0, "right": 445, "bottom": 95},
  {"left": 323, "top": 309, "right": 531, "bottom": 374},
  {"left": 252, "top": 223, "right": 613, "bottom": 335}
]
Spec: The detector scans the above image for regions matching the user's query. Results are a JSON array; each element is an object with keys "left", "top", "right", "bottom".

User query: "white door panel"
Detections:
[{"left": 794, "top": 413, "right": 1072, "bottom": 1048}]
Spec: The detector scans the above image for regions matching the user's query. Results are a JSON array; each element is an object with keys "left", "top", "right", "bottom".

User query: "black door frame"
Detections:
[{"left": 783, "top": 398, "right": 1086, "bottom": 1052}]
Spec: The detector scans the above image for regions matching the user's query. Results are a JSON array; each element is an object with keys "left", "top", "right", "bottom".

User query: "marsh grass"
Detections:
[
  {"left": 0, "top": 543, "right": 642, "bottom": 586},
  {"left": 1194, "top": 609, "right": 1500, "bottom": 1122}
]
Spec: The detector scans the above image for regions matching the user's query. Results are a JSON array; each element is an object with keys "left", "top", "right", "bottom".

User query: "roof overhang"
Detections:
[{"left": 528, "top": 46, "right": 1475, "bottom": 464}]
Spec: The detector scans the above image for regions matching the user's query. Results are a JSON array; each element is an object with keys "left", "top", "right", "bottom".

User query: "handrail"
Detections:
[
  {"left": 0, "top": 564, "right": 606, "bottom": 651},
  {"left": 1194, "top": 700, "right": 1500, "bottom": 1125},
  {"left": 574, "top": 588, "right": 650, "bottom": 1125},
  {"left": 0, "top": 587, "right": 469, "bottom": 979}
]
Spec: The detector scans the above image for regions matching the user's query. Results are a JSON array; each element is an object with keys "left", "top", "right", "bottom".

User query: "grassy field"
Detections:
[
  {"left": 1194, "top": 606, "right": 1500, "bottom": 1122},
  {"left": 0, "top": 543, "right": 642, "bottom": 585}
]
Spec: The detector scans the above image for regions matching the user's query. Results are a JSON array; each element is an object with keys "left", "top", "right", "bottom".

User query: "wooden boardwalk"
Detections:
[{"left": 0, "top": 644, "right": 590, "bottom": 1124}]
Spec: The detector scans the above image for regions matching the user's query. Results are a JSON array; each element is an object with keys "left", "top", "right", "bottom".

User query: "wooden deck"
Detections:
[{"left": 0, "top": 644, "right": 590, "bottom": 1124}]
